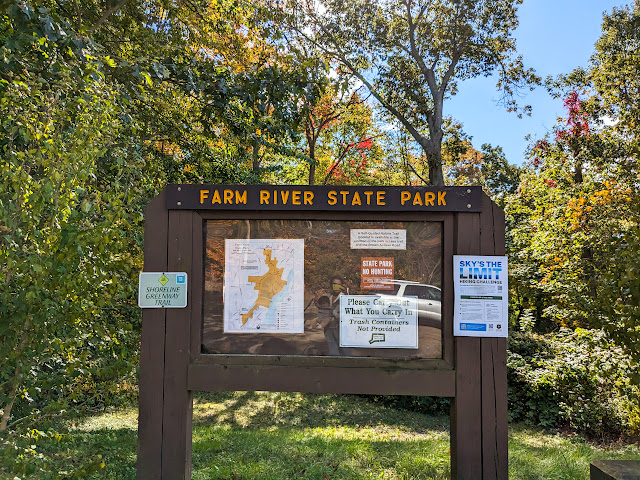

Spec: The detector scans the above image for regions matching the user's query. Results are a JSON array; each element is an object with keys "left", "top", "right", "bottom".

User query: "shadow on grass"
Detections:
[
  {"left": 192, "top": 426, "right": 450, "bottom": 480},
  {"left": 15, "top": 392, "right": 634, "bottom": 479},
  {"left": 507, "top": 424, "right": 640, "bottom": 480},
  {"left": 193, "top": 391, "right": 450, "bottom": 433},
  {"left": 1, "top": 425, "right": 138, "bottom": 480},
  {"left": 191, "top": 392, "right": 451, "bottom": 480},
  {"left": 71, "top": 427, "right": 138, "bottom": 478},
  {"left": 190, "top": 392, "right": 640, "bottom": 480}
]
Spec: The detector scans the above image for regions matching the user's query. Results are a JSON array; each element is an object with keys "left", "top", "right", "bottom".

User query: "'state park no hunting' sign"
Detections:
[{"left": 137, "top": 184, "right": 508, "bottom": 480}]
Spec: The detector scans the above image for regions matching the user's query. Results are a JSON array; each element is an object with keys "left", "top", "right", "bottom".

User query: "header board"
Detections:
[{"left": 166, "top": 184, "right": 482, "bottom": 212}]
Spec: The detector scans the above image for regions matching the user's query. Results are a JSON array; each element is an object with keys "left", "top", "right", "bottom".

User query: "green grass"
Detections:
[{"left": 1, "top": 392, "right": 638, "bottom": 479}]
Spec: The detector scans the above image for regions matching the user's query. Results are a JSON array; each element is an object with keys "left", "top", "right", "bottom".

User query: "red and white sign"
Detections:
[{"left": 361, "top": 257, "right": 394, "bottom": 290}]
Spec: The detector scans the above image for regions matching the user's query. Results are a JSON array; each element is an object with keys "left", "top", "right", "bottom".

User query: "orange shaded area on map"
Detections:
[{"left": 241, "top": 249, "right": 288, "bottom": 326}]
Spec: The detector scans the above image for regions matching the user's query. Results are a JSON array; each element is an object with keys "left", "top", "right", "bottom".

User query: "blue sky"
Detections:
[{"left": 446, "top": 0, "right": 630, "bottom": 165}]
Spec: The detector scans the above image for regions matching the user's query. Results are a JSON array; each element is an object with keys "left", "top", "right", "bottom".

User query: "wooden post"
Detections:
[
  {"left": 137, "top": 192, "right": 168, "bottom": 480},
  {"left": 161, "top": 210, "right": 194, "bottom": 480},
  {"left": 451, "top": 194, "right": 508, "bottom": 479},
  {"left": 451, "top": 211, "right": 483, "bottom": 479}
]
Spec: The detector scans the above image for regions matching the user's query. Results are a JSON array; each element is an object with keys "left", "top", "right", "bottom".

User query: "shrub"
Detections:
[
  {"left": 368, "top": 395, "right": 450, "bottom": 415},
  {"left": 507, "top": 329, "right": 640, "bottom": 439}
]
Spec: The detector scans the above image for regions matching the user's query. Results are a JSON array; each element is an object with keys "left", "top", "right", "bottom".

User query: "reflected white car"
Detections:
[{"left": 371, "top": 280, "right": 441, "bottom": 329}]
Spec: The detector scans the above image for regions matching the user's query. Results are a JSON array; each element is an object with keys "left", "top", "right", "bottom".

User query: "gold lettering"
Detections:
[
  {"left": 260, "top": 190, "right": 270, "bottom": 204},
  {"left": 339, "top": 191, "right": 349, "bottom": 205},
  {"left": 328, "top": 190, "right": 337, "bottom": 205},
  {"left": 304, "top": 191, "right": 314, "bottom": 205},
  {"left": 400, "top": 191, "right": 411, "bottom": 205},
  {"left": 413, "top": 192, "right": 423, "bottom": 206},
  {"left": 377, "top": 191, "right": 386, "bottom": 205},
  {"left": 425, "top": 192, "right": 435, "bottom": 206},
  {"left": 212, "top": 190, "right": 222, "bottom": 204},
  {"left": 438, "top": 191, "right": 447, "bottom": 206},
  {"left": 200, "top": 189, "right": 209, "bottom": 204},
  {"left": 292, "top": 191, "right": 301, "bottom": 205},
  {"left": 235, "top": 190, "right": 247, "bottom": 204},
  {"left": 281, "top": 190, "right": 290, "bottom": 204},
  {"left": 352, "top": 191, "right": 361, "bottom": 206},
  {"left": 223, "top": 189, "right": 233, "bottom": 204},
  {"left": 364, "top": 191, "right": 374, "bottom": 205}
]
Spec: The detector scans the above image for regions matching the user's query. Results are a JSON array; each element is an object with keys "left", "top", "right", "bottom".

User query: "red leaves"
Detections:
[
  {"left": 356, "top": 137, "right": 373, "bottom": 150},
  {"left": 556, "top": 90, "right": 590, "bottom": 143},
  {"left": 325, "top": 136, "right": 375, "bottom": 183}
]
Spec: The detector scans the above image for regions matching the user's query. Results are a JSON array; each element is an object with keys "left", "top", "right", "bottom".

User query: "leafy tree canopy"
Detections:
[{"left": 282, "top": 0, "right": 539, "bottom": 185}]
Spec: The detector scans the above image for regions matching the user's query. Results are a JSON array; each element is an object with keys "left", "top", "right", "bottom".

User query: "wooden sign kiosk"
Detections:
[{"left": 137, "top": 185, "right": 507, "bottom": 480}]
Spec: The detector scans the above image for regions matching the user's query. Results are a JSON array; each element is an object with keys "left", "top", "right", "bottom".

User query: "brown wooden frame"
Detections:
[{"left": 137, "top": 187, "right": 507, "bottom": 480}]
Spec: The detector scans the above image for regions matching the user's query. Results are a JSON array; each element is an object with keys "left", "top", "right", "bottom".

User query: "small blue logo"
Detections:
[
  {"left": 176, "top": 275, "right": 186, "bottom": 284},
  {"left": 460, "top": 323, "right": 486, "bottom": 331}
]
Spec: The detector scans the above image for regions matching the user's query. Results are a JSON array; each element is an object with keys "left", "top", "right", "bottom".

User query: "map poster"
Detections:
[
  {"left": 360, "top": 257, "right": 394, "bottom": 290},
  {"left": 224, "top": 239, "right": 304, "bottom": 333},
  {"left": 453, "top": 255, "right": 508, "bottom": 338},
  {"left": 339, "top": 295, "right": 418, "bottom": 348}
]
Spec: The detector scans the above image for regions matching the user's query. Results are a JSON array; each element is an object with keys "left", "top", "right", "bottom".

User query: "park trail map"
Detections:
[{"left": 223, "top": 239, "right": 304, "bottom": 333}]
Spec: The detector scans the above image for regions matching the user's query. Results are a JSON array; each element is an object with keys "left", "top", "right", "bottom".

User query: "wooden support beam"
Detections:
[
  {"left": 161, "top": 210, "right": 194, "bottom": 480},
  {"left": 137, "top": 192, "right": 168, "bottom": 480}
]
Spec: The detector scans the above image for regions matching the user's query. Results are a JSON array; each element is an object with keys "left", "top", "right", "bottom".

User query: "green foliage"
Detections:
[
  {"left": 445, "top": 136, "right": 523, "bottom": 206},
  {"left": 507, "top": 330, "right": 640, "bottom": 438},
  {"left": 1, "top": 0, "right": 313, "bottom": 441},
  {"left": 0, "top": 0, "right": 143, "bottom": 432},
  {"left": 506, "top": 1, "right": 640, "bottom": 366}
]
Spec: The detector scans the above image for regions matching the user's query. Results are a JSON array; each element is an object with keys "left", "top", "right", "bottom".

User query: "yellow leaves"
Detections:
[{"left": 152, "top": 140, "right": 184, "bottom": 158}]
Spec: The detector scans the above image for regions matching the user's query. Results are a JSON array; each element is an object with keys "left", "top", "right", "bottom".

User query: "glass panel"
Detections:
[{"left": 203, "top": 219, "right": 442, "bottom": 359}]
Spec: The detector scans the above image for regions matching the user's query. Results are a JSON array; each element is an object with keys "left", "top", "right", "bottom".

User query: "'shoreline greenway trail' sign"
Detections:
[{"left": 138, "top": 272, "right": 188, "bottom": 308}]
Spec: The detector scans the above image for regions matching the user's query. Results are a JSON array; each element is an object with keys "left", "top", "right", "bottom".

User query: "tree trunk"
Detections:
[
  {"left": 0, "top": 365, "right": 22, "bottom": 431},
  {"left": 574, "top": 162, "right": 583, "bottom": 184},
  {"left": 252, "top": 140, "right": 260, "bottom": 173},
  {"left": 428, "top": 155, "right": 445, "bottom": 186},
  {"left": 0, "top": 317, "right": 31, "bottom": 432},
  {"left": 420, "top": 136, "right": 445, "bottom": 186},
  {"left": 308, "top": 140, "right": 316, "bottom": 185}
]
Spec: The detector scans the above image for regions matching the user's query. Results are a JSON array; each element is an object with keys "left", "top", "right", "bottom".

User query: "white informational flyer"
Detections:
[
  {"left": 339, "top": 295, "right": 418, "bottom": 348},
  {"left": 224, "top": 239, "right": 304, "bottom": 333},
  {"left": 350, "top": 229, "right": 406, "bottom": 250},
  {"left": 453, "top": 255, "right": 508, "bottom": 338}
]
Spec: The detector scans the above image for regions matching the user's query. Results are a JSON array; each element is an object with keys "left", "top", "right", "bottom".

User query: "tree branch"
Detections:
[
  {"left": 407, "top": 159, "right": 429, "bottom": 184},
  {"left": 439, "top": 45, "right": 465, "bottom": 97},
  {"left": 87, "top": 0, "right": 129, "bottom": 34},
  {"left": 323, "top": 143, "right": 351, "bottom": 184},
  {"left": 405, "top": 0, "right": 438, "bottom": 96}
]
